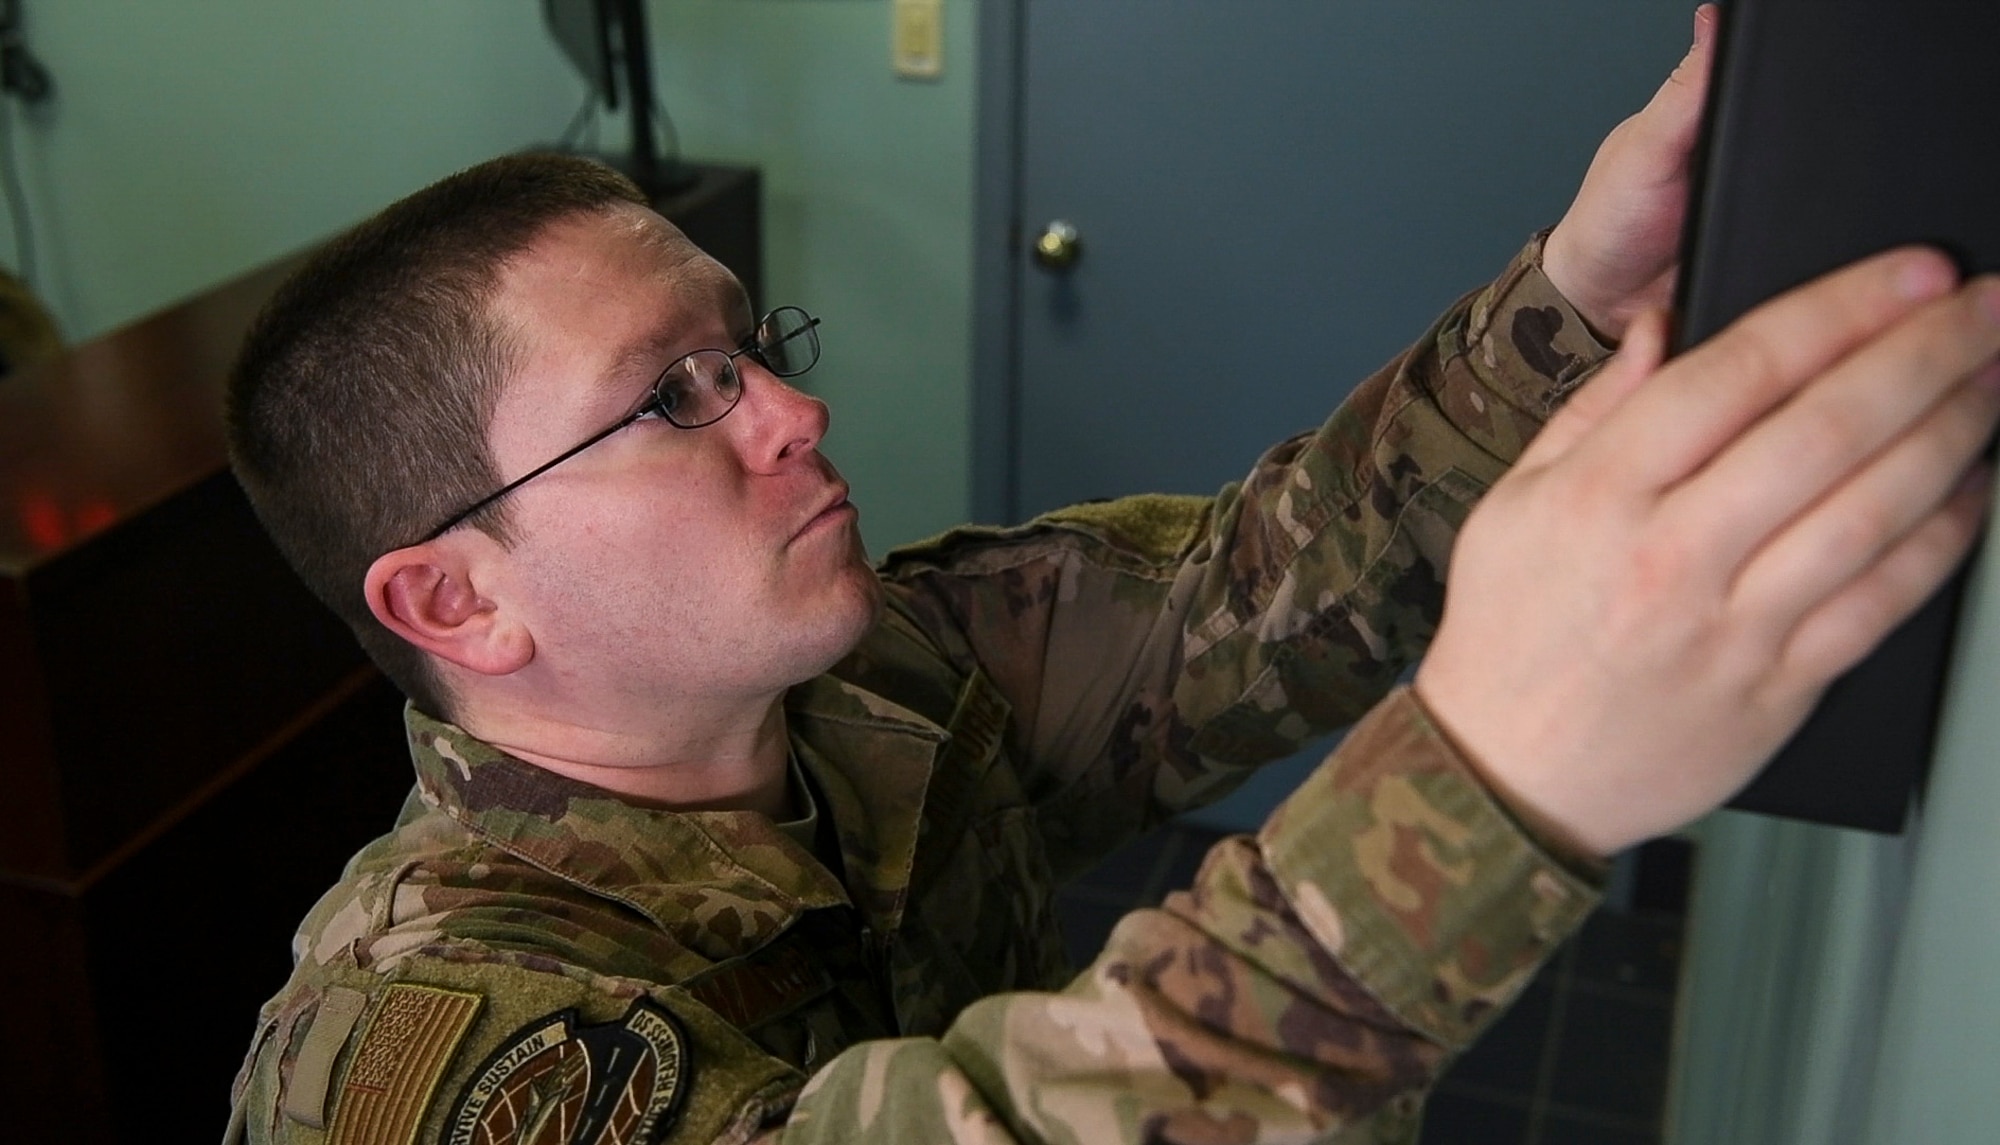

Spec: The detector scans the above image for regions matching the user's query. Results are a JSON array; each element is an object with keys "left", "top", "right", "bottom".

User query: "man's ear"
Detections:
[{"left": 363, "top": 541, "right": 534, "bottom": 677}]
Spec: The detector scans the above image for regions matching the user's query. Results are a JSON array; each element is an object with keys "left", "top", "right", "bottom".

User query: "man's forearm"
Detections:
[{"left": 765, "top": 689, "right": 1601, "bottom": 1145}]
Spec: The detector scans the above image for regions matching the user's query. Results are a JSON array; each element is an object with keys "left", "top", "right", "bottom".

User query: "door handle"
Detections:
[{"left": 1031, "top": 221, "right": 1083, "bottom": 272}]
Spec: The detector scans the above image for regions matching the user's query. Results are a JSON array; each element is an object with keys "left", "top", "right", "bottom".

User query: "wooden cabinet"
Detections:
[{"left": 0, "top": 252, "right": 418, "bottom": 1141}]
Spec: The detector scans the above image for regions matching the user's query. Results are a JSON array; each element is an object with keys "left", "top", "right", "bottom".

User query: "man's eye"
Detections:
[{"left": 641, "top": 375, "right": 699, "bottom": 422}]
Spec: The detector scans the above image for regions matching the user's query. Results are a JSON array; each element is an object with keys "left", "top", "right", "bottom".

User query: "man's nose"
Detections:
[{"left": 727, "top": 359, "right": 830, "bottom": 470}]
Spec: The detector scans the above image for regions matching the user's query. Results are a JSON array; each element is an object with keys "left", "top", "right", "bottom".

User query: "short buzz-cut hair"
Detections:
[{"left": 226, "top": 153, "right": 648, "bottom": 717}]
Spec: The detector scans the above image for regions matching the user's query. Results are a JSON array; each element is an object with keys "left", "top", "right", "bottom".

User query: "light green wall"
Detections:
[
  {"left": 647, "top": 0, "right": 977, "bottom": 551},
  {"left": 1671, "top": 490, "right": 2000, "bottom": 1144},
  {"left": 1859, "top": 517, "right": 2000, "bottom": 1142},
  {"left": 10, "top": 0, "right": 975, "bottom": 551},
  {"left": 1669, "top": 813, "right": 1910, "bottom": 1143},
  {"left": 13, "top": 2, "right": 578, "bottom": 341}
]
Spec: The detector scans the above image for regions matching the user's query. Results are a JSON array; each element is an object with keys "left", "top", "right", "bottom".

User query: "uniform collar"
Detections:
[
  {"left": 403, "top": 676, "right": 947, "bottom": 945},
  {"left": 784, "top": 672, "right": 948, "bottom": 937},
  {"left": 405, "top": 707, "right": 850, "bottom": 953}
]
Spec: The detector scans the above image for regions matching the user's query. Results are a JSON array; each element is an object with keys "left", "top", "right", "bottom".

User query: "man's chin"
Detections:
[
  {"left": 840, "top": 572, "right": 887, "bottom": 652},
  {"left": 788, "top": 570, "right": 883, "bottom": 684}
]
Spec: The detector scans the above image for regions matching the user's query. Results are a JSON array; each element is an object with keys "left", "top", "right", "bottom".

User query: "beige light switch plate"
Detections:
[{"left": 893, "top": 0, "right": 943, "bottom": 80}]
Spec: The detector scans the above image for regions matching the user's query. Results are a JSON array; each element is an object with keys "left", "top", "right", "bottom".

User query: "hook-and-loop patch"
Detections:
[
  {"left": 443, "top": 998, "right": 692, "bottom": 1145},
  {"left": 327, "top": 984, "right": 484, "bottom": 1145}
]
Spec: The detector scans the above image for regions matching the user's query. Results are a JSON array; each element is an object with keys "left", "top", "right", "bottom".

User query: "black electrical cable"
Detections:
[
  {"left": 557, "top": 88, "right": 597, "bottom": 150},
  {"left": 0, "top": 98, "right": 36, "bottom": 291},
  {"left": 553, "top": 79, "right": 682, "bottom": 172},
  {"left": 647, "top": 96, "right": 683, "bottom": 163}
]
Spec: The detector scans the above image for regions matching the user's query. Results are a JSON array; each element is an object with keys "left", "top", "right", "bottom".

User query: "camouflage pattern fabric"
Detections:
[{"left": 226, "top": 234, "right": 1610, "bottom": 1145}]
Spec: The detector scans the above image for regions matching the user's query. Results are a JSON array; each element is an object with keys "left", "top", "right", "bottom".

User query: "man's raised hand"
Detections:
[
  {"left": 1415, "top": 250, "right": 2000, "bottom": 859},
  {"left": 1541, "top": 4, "right": 1716, "bottom": 342}
]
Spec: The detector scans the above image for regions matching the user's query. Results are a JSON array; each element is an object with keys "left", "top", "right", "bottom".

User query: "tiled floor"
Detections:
[{"left": 1053, "top": 824, "right": 1693, "bottom": 1145}]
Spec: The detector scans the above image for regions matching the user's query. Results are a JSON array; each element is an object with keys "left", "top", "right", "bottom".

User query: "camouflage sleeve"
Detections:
[
  {"left": 767, "top": 688, "right": 1601, "bottom": 1143},
  {"left": 224, "top": 694, "right": 1599, "bottom": 1145},
  {"left": 878, "top": 232, "right": 1614, "bottom": 875}
]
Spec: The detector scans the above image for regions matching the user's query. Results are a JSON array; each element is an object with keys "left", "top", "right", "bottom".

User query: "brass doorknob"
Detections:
[{"left": 1032, "top": 221, "right": 1083, "bottom": 271}]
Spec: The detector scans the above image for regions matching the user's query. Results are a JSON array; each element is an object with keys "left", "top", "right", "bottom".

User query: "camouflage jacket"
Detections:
[{"left": 227, "top": 236, "right": 1611, "bottom": 1145}]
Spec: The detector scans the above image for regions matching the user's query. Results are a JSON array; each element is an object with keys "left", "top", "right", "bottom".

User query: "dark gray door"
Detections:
[
  {"left": 976, "top": 0, "right": 1693, "bottom": 826},
  {"left": 1008, "top": 0, "right": 1693, "bottom": 511}
]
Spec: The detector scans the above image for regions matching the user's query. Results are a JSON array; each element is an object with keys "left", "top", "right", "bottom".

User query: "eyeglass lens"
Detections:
[
  {"left": 754, "top": 306, "right": 819, "bottom": 376},
  {"left": 653, "top": 307, "right": 819, "bottom": 428}
]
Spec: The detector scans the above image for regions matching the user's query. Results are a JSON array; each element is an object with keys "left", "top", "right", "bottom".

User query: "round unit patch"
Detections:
[{"left": 445, "top": 998, "right": 690, "bottom": 1145}]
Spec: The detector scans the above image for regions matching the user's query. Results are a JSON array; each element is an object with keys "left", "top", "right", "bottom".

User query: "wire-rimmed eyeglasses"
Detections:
[{"left": 411, "top": 306, "right": 822, "bottom": 545}]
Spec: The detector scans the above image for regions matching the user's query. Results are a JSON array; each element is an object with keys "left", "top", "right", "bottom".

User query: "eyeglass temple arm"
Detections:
[
  {"left": 417, "top": 314, "right": 820, "bottom": 545},
  {"left": 416, "top": 415, "right": 638, "bottom": 544}
]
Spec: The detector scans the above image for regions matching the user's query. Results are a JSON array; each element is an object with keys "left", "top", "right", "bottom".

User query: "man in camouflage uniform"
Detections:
[{"left": 221, "top": 12, "right": 2000, "bottom": 1143}]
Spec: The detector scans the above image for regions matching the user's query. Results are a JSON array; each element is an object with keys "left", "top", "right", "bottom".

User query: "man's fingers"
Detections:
[
  {"left": 1777, "top": 470, "right": 1992, "bottom": 681},
  {"left": 1579, "top": 248, "right": 1962, "bottom": 491},
  {"left": 1536, "top": 6, "right": 1716, "bottom": 340},
  {"left": 1681, "top": 6, "right": 1717, "bottom": 95},
  {"left": 1519, "top": 309, "right": 1670, "bottom": 467},
  {"left": 1637, "top": 3, "right": 1715, "bottom": 152},
  {"left": 1728, "top": 360, "right": 2000, "bottom": 630},
  {"left": 1686, "top": 279, "right": 2000, "bottom": 585},
  {"left": 1616, "top": 2, "right": 1714, "bottom": 171}
]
